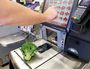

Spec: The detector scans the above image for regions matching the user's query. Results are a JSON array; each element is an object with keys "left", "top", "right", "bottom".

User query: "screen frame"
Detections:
[
  {"left": 42, "top": 0, "right": 75, "bottom": 29},
  {"left": 79, "top": 0, "right": 90, "bottom": 7}
]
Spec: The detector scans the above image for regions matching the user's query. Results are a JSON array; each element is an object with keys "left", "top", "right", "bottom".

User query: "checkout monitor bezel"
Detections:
[
  {"left": 79, "top": 0, "right": 90, "bottom": 7},
  {"left": 42, "top": 0, "right": 75, "bottom": 29}
]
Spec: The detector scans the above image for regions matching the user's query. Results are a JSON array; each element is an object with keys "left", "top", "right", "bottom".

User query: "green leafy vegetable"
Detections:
[{"left": 21, "top": 41, "right": 37, "bottom": 61}]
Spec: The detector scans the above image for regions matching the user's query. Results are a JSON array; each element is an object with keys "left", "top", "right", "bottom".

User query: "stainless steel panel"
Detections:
[{"left": 37, "top": 54, "right": 82, "bottom": 69}]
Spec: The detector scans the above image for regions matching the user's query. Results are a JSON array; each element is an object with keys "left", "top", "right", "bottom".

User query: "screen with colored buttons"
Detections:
[{"left": 44, "top": 0, "right": 75, "bottom": 27}]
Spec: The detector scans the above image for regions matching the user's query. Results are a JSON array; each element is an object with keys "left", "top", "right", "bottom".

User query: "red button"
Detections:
[
  {"left": 68, "top": 1, "right": 72, "bottom": 4},
  {"left": 63, "top": 17, "right": 68, "bottom": 21},
  {"left": 61, "top": 23, "right": 67, "bottom": 27},
  {"left": 61, "top": 6, "right": 65, "bottom": 9},
  {"left": 67, "top": 6, "right": 71, "bottom": 10},
  {"left": 60, "top": 11, "right": 64, "bottom": 15},
  {"left": 65, "top": 12, "right": 70, "bottom": 16}
]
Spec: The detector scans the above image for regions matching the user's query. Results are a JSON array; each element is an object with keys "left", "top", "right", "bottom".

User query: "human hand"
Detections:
[{"left": 43, "top": 6, "right": 57, "bottom": 22}]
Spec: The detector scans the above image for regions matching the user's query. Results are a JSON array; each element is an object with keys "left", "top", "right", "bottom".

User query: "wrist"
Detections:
[{"left": 43, "top": 13, "right": 49, "bottom": 22}]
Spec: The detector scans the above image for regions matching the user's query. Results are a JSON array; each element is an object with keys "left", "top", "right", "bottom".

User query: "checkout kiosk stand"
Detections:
[
  {"left": 9, "top": 0, "right": 90, "bottom": 69},
  {"left": 65, "top": 0, "right": 90, "bottom": 62}
]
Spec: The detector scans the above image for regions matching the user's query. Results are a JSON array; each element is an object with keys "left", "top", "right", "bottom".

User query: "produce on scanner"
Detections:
[{"left": 21, "top": 41, "right": 37, "bottom": 61}]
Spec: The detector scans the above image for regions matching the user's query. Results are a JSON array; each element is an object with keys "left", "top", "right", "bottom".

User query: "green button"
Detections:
[{"left": 75, "top": 16, "right": 80, "bottom": 21}]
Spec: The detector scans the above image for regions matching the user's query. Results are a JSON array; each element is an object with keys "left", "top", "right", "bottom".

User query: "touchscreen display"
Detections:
[{"left": 43, "top": 0, "right": 74, "bottom": 27}]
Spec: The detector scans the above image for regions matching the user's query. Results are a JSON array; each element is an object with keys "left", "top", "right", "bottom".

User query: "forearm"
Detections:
[{"left": 0, "top": 0, "right": 47, "bottom": 26}]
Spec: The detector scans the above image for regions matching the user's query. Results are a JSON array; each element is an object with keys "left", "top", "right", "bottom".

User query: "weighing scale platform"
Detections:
[{"left": 9, "top": 39, "right": 84, "bottom": 69}]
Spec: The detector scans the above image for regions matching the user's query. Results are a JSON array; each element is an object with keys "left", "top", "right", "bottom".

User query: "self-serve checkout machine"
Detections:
[
  {"left": 9, "top": 0, "right": 88, "bottom": 69},
  {"left": 64, "top": 0, "right": 90, "bottom": 62}
]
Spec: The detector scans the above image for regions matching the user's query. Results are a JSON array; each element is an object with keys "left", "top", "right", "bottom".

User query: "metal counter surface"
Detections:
[
  {"left": 0, "top": 32, "right": 27, "bottom": 65},
  {"left": 10, "top": 39, "right": 84, "bottom": 69},
  {"left": 37, "top": 54, "right": 82, "bottom": 69},
  {"left": 10, "top": 39, "right": 56, "bottom": 69}
]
